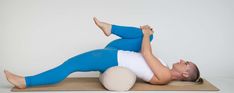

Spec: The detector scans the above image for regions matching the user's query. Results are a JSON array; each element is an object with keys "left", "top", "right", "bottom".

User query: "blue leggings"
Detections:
[{"left": 25, "top": 25, "right": 154, "bottom": 87}]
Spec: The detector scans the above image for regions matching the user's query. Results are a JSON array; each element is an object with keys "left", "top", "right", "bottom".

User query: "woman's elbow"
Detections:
[
  {"left": 150, "top": 79, "right": 170, "bottom": 85},
  {"left": 149, "top": 75, "right": 171, "bottom": 85},
  {"left": 141, "top": 51, "right": 153, "bottom": 57},
  {"left": 150, "top": 72, "right": 171, "bottom": 85}
]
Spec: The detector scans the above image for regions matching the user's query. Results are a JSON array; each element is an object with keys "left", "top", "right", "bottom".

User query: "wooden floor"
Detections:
[
  {"left": 1, "top": 76, "right": 232, "bottom": 93},
  {"left": 11, "top": 77, "right": 218, "bottom": 92}
]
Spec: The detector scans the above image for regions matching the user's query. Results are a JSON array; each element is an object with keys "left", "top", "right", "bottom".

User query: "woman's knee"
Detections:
[{"left": 150, "top": 34, "right": 154, "bottom": 41}]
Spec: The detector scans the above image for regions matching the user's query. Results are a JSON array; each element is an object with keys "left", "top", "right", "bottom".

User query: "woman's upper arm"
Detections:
[
  {"left": 143, "top": 54, "right": 171, "bottom": 83},
  {"left": 149, "top": 72, "right": 171, "bottom": 85},
  {"left": 142, "top": 54, "right": 171, "bottom": 84}
]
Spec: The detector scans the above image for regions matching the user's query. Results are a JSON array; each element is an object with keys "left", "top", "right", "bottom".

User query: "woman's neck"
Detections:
[{"left": 170, "top": 69, "right": 181, "bottom": 81}]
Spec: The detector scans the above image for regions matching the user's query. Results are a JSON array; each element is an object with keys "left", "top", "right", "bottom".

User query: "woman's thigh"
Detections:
[
  {"left": 105, "top": 35, "right": 153, "bottom": 52},
  {"left": 65, "top": 48, "right": 118, "bottom": 73}
]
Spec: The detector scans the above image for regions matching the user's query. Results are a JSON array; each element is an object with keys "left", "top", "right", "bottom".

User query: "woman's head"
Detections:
[{"left": 172, "top": 59, "right": 203, "bottom": 84}]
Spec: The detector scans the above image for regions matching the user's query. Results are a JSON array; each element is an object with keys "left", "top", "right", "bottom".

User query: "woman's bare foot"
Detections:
[
  {"left": 93, "top": 17, "right": 111, "bottom": 36},
  {"left": 4, "top": 70, "right": 26, "bottom": 89}
]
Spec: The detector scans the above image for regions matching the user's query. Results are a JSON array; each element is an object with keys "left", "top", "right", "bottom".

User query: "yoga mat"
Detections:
[{"left": 12, "top": 77, "right": 219, "bottom": 91}]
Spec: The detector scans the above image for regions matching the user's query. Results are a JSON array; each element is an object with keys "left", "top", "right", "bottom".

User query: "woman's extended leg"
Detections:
[{"left": 5, "top": 49, "right": 118, "bottom": 88}]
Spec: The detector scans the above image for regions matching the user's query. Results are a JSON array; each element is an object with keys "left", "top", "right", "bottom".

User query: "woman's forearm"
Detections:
[
  {"left": 141, "top": 34, "right": 153, "bottom": 56},
  {"left": 141, "top": 34, "right": 169, "bottom": 81},
  {"left": 140, "top": 25, "right": 171, "bottom": 83}
]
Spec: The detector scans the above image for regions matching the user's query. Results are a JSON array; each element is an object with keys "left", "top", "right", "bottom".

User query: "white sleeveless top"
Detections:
[{"left": 117, "top": 50, "right": 168, "bottom": 82}]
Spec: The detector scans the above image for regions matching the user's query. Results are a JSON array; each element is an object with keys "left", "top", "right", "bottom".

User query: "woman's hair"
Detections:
[
  {"left": 193, "top": 65, "right": 203, "bottom": 84},
  {"left": 183, "top": 62, "right": 203, "bottom": 84}
]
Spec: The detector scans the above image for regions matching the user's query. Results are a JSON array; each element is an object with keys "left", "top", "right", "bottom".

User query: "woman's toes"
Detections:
[
  {"left": 93, "top": 17, "right": 101, "bottom": 26},
  {"left": 93, "top": 17, "right": 111, "bottom": 36},
  {"left": 4, "top": 70, "right": 12, "bottom": 79}
]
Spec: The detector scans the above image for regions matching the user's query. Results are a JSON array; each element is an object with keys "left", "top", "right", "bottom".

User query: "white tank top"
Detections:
[{"left": 117, "top": 50, "right": 168, "bottom": 82}]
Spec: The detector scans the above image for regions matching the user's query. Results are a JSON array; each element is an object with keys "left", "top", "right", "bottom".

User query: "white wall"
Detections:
[{"left": 1, "top": 0, "right": 234, "bottom": 86}]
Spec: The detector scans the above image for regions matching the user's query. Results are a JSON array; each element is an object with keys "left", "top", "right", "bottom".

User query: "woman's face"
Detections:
[{"left": 172, "top": 59, "right": 193, "bottom": 73}]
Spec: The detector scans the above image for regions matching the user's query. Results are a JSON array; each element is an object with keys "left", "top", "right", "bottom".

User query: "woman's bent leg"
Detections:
[
  {"left": 105, "top": 37, "right": 153, "bottom": 52},
  {"left": 105, "top": 38, "right": 141, "bottom": 52},
  {"left": 106, "top": 25, "right": 154, "bottom": 52},
  {"left": 25, "top": 49, "right": 118, "bottom": 87},
  {"left": 111, "top": 24, "right": 144, "bottom": 39}
]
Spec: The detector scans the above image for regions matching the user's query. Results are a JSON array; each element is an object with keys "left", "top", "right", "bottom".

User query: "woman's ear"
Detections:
[{"left": 182, "top": 72, "right": 189, "bottom": 78}]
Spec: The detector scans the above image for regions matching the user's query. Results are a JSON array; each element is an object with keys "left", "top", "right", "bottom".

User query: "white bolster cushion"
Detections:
[{"left": 99, "top": 66, "right": 136, "bottom": 91}]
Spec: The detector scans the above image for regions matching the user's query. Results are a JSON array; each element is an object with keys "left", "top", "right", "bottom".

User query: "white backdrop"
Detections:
[{"left": 1, "top": 0, "right": 234, "bottom": 86}]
